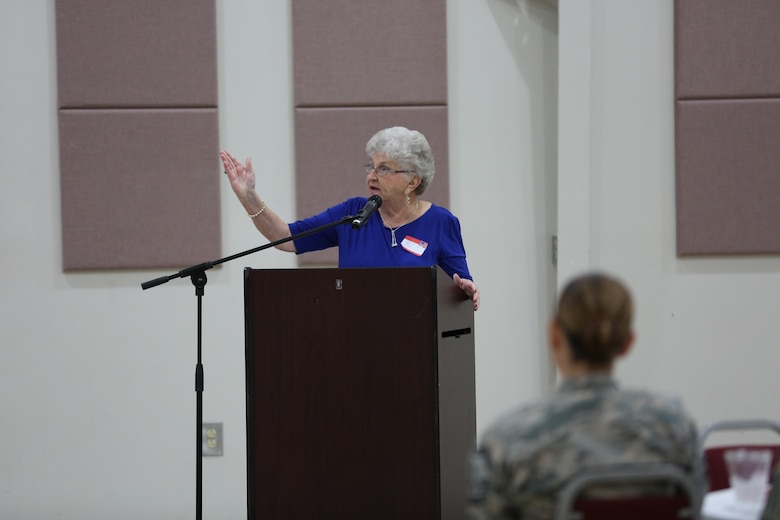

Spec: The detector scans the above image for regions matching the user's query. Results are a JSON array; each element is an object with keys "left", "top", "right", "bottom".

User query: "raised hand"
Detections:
[{"left": 220, "top": 150, "right": 255, "bottom": 199}]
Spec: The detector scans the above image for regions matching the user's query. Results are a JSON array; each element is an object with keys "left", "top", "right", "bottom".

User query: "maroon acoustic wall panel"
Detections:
[
  {"left": 56, "top": 0, "right": 217, "bottom": 108},
  {"left": 56, "top": 0, "right": 219, "bottom": 270},
  {"left": 292, "top": 0, "right": 447, "bottom": 107},
  {"left": 675, "top": 100, "right": 780, "bottom": 255},
  {"left": 674, "top": 0, "right": 780, "bottom": 255},
  {"left": 59, "top": 109, "right": 220, "bottom": 270},
  {"left": 675, "top": 0, "right": 780, "bottom": 100}
]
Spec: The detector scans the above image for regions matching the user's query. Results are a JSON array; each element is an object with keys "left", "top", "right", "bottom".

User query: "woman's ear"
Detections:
[
  {"left": 616, "top": 331, "right": 635, "bottom": 358},
  {"left": 549, "top": 320, "right": 563, "bottom": 353},
  {"left": 549, "top": 320, "right": 571, "bottom": 374}
]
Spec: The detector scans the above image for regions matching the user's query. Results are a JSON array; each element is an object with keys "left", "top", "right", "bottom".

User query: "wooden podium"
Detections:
[{"left": 243, "top": 266, "right": 476, "bottom": 519}]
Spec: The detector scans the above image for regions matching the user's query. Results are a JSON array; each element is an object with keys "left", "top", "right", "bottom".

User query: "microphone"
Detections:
[{"left": 351, "top": 195, "right": 382, "bottom": 229}]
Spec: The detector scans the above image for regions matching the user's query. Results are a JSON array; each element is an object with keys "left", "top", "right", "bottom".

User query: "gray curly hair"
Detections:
[{"left": 365, "top": 126, "right": 435, "bottom": 195}]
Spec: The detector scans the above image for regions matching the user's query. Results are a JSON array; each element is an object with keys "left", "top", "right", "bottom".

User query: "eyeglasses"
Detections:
[{"left": 363, "top": 163, "right": 416, "bottom": 177}]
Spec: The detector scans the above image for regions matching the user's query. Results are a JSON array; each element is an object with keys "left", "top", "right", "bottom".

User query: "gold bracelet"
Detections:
[{"left": 248, "top": 201, "right": 266, "bottom": 218}]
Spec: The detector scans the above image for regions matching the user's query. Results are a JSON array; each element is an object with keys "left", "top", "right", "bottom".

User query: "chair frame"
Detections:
[
  {"left": 699, "top": 418, "right": 780, "bottom": 445},
  {"left": 554, "top": 463, "right": 700, "bottom": 520}
]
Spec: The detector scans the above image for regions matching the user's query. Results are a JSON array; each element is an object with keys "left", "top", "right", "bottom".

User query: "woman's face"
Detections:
[{"left": 365, "top": 152, "right": 417, "bottom": 202}]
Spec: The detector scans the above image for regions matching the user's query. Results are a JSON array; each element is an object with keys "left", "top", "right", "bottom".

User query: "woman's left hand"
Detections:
[{"left": 453, "top": 274, "right": 480, "bottom": 312}]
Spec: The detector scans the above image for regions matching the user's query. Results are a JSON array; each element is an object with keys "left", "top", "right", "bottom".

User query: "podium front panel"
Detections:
[{"left": 243, "top": 266, "right": 475, "bottom": 519}]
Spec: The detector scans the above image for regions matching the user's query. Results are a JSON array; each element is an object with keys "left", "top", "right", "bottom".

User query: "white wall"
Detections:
[
  {"left": 0, "top": 0, "right": 557, "bottom": 517},
  {"left": 5, "top": 1, "right": 777, "bottom": 518},
  {"left": 452, "top": 0, "right": 560, "bottom": 433},
  {"left": 558, "top": 0, "right": 780, "bottom": 434}
]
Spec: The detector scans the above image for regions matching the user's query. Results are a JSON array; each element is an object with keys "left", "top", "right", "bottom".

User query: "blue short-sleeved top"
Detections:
[{"left": 289, "top": 197, "right": 473, "bottom": 280}]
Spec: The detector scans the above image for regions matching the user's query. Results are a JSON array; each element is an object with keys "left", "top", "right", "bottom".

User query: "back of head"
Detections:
[
  {"left": 555, "top": 272, "right": 633, "bottom": 368},
  {"left": 365, "top": 126, "right": 435, "bottom": 194}
]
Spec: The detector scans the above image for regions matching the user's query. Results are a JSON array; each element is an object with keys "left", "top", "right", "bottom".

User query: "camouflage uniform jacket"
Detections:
[{"left": 466, "top": 374, "right": 700, "bottom": 520}]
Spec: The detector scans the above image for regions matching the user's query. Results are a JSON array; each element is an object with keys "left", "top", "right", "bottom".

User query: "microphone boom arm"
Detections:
[{"left": 141, "top": 213, "right": 356, "bottom": 290}]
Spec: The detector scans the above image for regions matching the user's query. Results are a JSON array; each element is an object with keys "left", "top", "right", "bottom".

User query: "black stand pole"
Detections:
[
  {"left": 192, "top": 272, "right": 206, "bottom": 520},
  {"left": 140, "top": 214, "right": 356, "bottom": 519}
]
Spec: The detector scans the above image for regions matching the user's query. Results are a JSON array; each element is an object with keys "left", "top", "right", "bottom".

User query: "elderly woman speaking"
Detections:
[{"left": 220, "top": 126, "right": 479, "bottom": 311}]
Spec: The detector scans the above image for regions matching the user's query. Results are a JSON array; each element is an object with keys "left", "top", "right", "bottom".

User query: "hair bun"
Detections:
[{"left": 555, "top": 272, "right": 633, "bottom": 365}]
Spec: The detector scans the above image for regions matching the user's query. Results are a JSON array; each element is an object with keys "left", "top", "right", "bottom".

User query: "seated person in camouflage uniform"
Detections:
[{"left": 466, "top": 271, "right": 700, "bottom": 520}]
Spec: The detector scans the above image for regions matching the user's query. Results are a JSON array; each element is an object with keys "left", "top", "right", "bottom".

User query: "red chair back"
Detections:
[
  {"left": 571, "top": 494, "right": 692, "bottom": 519},
  {"left": 554, "top": 464, "right": 698, "bottom": 520}
]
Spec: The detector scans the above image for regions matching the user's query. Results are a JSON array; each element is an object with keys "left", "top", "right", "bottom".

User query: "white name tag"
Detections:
[{"left": 401, "top": 235, "right": 428, "bottom": 257}]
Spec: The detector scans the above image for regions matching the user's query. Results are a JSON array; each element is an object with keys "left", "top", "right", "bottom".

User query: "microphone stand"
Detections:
[{"left": 141, "top": 213, "right": 356, "bottom": 520}]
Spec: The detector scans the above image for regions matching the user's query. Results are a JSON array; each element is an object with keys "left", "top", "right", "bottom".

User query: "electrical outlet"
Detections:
[{"left": 202, "top": 422, "right": 223, "bottom": 456}]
